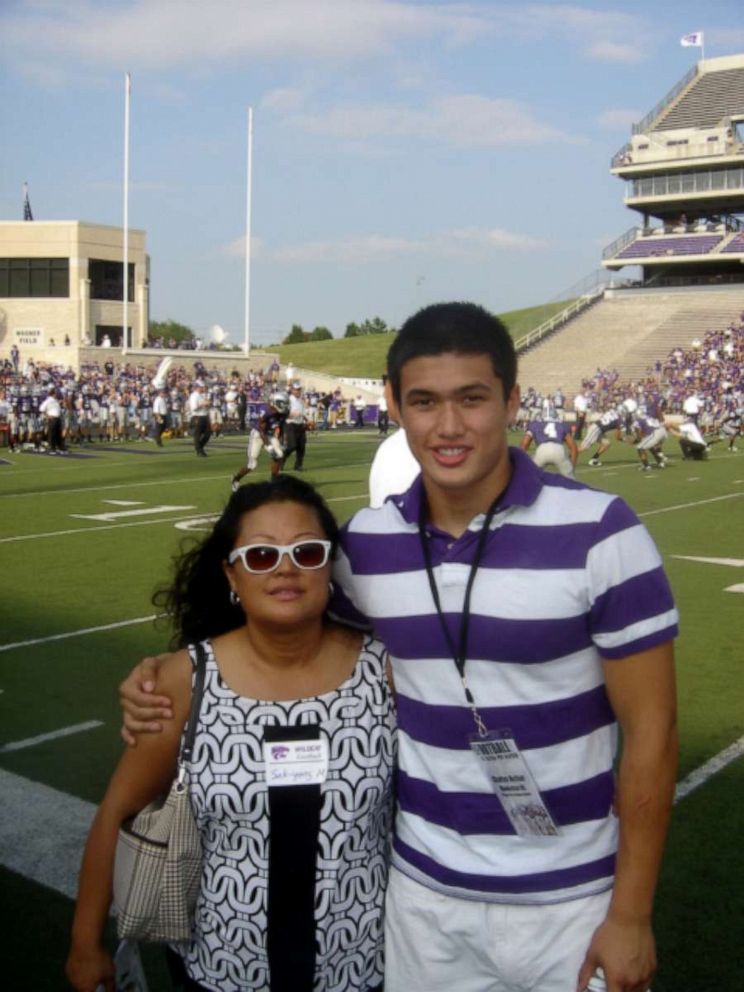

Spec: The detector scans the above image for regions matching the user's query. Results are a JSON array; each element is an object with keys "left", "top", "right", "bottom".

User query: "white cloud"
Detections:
[
  {"left": 261, "top": 87, "right": 309, "bottom": 113},
  {"left": 499, "top": 5, "right": 649, "bottom": 61},
  {"left": 0, "top": 0, "right": 488, "bottom": 69},
  {"left": 586, "top": 41, "right": 642, "bottom": 64},
  {"left": 597, "top": 109, "right": 641, "bottom": 130},
  {"left": 1, "top": 1, "right": 655, "bottom": 75},
  {"left": 221, "top": 235, "right": 265, "bottom": 258},
  {"left": 286, "top": 94, "right": 581, "bottom": 148},
  {"left": 252, "top": 227, "right": 548, "bottom": 264}
]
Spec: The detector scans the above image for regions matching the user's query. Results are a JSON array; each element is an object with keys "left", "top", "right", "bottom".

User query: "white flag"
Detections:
[{"left": 680, "top": 32, "right": 703, "bottom": 47}]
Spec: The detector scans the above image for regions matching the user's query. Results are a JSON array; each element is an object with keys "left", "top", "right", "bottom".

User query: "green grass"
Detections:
[
  {"left": 273, "top": 300, "right": 575, "bottom": 377},
  {"left": 1, "top": 431, "right": 743, "bottom": 990}
]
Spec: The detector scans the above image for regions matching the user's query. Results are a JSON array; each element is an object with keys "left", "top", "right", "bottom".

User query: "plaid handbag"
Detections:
[{"left": 113, "top": 643, "right": 207, "bottom": 943}]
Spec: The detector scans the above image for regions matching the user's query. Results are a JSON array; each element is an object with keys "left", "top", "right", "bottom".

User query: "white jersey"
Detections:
[{"left": 368, "top": 429, "right": 421, "bottom": 508}]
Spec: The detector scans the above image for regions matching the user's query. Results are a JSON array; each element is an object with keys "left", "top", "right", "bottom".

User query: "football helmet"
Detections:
[{"left": 270, "top": 391, "right": 289, "bottom": 413}]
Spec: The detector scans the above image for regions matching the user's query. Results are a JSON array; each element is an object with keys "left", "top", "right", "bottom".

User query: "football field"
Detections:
[{"left": 1, "top": 428, "right": 742, "bottom": 991}]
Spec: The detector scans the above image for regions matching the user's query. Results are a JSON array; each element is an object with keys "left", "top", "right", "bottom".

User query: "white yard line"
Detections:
[
  {"left": 0, "top": 493, "right": 367, "bottom": 546},
  {"left": 1, "top": 488, "right": 734, "bottom": 548},
  {"left": 674, "top": 736, "right": 744, "bottom": 802},
  {"left": 0, "top": 615, "right": 158, "bottom": 652},
  {"left": 0, "top": 720, "right": 104, "bottom": 753},
  {"left": 639, "top": 491, "right": 744, "bottom": 517},
  {"left": 0, "top": 767, "right": 97, "bottom": 900},
  {"left": 0, "top": 514, "right": 215, "bottom": 544}
]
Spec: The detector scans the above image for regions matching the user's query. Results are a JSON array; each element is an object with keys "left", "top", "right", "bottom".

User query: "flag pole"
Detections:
[
  {"left": 122, "top": 72, "right": 131, "bottom": 356},
  {"left": 244, "top": 106, "right": 253, "bottom": 356}
]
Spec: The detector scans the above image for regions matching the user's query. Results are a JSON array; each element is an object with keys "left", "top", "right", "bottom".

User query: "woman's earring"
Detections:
[{"left": 230, "top": 589, "right": 240, "bottom": 606}]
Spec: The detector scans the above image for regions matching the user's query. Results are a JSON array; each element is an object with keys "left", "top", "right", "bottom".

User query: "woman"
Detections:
[{"left": 66, "top": 476, "right": 395, "bottom": 992}]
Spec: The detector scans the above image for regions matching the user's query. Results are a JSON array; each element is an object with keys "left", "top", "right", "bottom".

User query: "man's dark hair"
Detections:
[
  {"left": 153, "top": 475, "right": 338, "bottom": 648},
  {"left": 386, "top": 302, "right": 517, "bottom": 403}
]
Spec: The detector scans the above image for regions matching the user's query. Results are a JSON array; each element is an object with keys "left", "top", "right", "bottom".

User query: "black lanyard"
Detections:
[{"left": 418, "top": 495, "right": 503, "bottom": 733}]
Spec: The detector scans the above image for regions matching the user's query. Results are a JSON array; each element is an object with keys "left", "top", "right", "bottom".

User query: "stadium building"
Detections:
[
  {"left": 518, "top": 53, "right": 744, "bottom": 396},
  {"left": 0, "top": 220, "right": 149, "bottom": 359},
  {"left": 603, "top": 53, "right": 744, "bottom": 282}
]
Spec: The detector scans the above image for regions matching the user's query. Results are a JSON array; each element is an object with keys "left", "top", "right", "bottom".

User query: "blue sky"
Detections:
[{"left": 2, "top": 1, "right": 743, "bottom": 346}]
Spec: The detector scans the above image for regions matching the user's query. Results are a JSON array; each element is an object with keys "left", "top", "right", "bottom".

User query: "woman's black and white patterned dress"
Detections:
[{"left": 179, "top": 635, "right": 396, "bottom": 992}]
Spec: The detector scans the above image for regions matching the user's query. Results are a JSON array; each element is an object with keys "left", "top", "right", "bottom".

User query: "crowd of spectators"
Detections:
[
  {"left": 0, "top": 355, "right": 379, "bottom": 452},
  {"left": 573, "top": 316, "right": 743, "bottom": 423}
]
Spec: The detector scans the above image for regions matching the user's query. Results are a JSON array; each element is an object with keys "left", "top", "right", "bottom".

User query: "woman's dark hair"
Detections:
[{"left": 154, "top": 475, "right": 339, "bottom": 648}]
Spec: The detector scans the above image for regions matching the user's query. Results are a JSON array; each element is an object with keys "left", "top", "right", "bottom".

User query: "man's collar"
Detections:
[{"left": 394, "top": 447, "right": 542, "bottom": 528}]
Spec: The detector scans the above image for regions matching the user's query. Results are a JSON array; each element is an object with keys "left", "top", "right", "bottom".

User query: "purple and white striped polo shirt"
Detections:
[{"left": 331, "top": 448, "right": 678, "bottom": 905}]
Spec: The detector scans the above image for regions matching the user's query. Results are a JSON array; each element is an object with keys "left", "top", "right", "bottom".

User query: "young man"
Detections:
[
  {"left": 152, "top": 388, "right": 169, "bottom": 447},
  {"left": 188, "top": 382, "right": 210, "bottom": 457},
  {"left": 283, "top": 382, "right": 307, "bottom": 471},
  {"left": 121, "top": 303, "right": 678, "bottom": 992}
]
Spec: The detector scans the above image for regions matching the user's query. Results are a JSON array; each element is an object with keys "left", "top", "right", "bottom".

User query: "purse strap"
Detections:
[{"left": 176, "top": 641, "right": 208, "bottom": 779}]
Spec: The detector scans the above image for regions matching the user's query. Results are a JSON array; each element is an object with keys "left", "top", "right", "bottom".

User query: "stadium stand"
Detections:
[
  {"left": 720, "top": 231, "right": 744, "bottom": 253},
  {"left": 515, "top": 53, "right": 744, "bottom": 397},
  {"left": 603, "top": 54, "right": 744, "bottom": 277},
  {"left": 518, "top": 289, "right": 744, "bottom": 396},
  {"left": 617, "top": 235, "right": 722, "bottom": 259},
  {"left": 652, "top": 64, "right": 744, "bottom": 131}
]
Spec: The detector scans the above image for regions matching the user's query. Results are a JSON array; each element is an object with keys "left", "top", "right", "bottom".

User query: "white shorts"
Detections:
[
  {"left": 384, "top": 867, "right": 612, "bottom": 992},
  {"left": 246, "top": 429, "right": 283, "bottom": 468},
  {"left": 637, "top": 427, "right": 667, "bottom": 451},
  {"left": 533, "top": 441, "right": 574, "bottom": 477},
  {"left": 578, "top": 424, "right": 601, "bottom": 451}
]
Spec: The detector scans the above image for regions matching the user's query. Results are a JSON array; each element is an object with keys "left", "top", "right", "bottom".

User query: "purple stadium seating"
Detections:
[
  {"left": 720, "top": 232, "right": 744, "bottom": 254},
  {"left": 617, "top": 234, "right": 722, "bottom": 259}
]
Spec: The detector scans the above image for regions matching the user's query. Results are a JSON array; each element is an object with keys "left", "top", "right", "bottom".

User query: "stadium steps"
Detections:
[
  {"left": 517, "top": 290, "right": 744, "bottom": 395},
  {"left": 652, "top": 66, "right": 744, "bottom": 131}
]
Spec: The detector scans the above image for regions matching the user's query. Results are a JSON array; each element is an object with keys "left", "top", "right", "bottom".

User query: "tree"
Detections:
[
  {"left": 310, "top": 326, "right": 333, "bottom": 341},
  {"left": 345, "top": 317, "right": 393, "bottom": 337},
  {"left": 283, "top": 323, "right": 307, "bottom": 345},
  {"left": 149, "top": 318, "right": 195, "bottom": 345},
  {"left": 360, "top": 316, "right": 391, "bottom": 335}
]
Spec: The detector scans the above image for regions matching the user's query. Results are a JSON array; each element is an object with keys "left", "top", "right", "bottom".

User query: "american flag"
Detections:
[{"left": 23, "top": 182, "right": 33, "bottom": 221}]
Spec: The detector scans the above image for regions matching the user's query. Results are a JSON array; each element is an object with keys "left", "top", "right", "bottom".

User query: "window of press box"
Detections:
[
  {"left": 89, "top": 260, "right": 135, "bottom": 302},
  {"left": 0, "top": 258, "right": 70, "bottom": 298}
]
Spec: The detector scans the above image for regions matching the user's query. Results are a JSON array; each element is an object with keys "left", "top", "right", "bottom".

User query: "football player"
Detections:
[
  {"left": 231, "top": 391, "right": 289, "bottom": 489},
  {"left": 521, "top": 410, "right": 578, "bottom": 477},
  {"left": 718, "top": 408, "right": 741, "bottom": 452},
  {"left": 668, "top": 417, "right": 709, "bottom": 460},
  {"left": 578, "top": 405, "right": 623, "bottom": 467},
  {"left": 631, "top": 413, "right": 668, "bottom": 471}
]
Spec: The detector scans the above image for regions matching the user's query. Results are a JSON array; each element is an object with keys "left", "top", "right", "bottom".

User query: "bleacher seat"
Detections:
[
  {"left": 617, "top": 235, "right": 722, "bottom": 259},
  {"left": 720, "top": 232, "right": 744, "bottom": 253}
]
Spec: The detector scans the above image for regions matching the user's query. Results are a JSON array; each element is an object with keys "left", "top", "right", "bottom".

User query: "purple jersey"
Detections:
[{"left": 527, "top": 418, "right": 570, "bottom": 446}]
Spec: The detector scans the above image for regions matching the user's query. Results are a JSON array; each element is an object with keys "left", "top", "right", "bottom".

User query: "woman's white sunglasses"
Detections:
[{"left": 228, "top": 540, "right": 332, "bottom": 573}]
